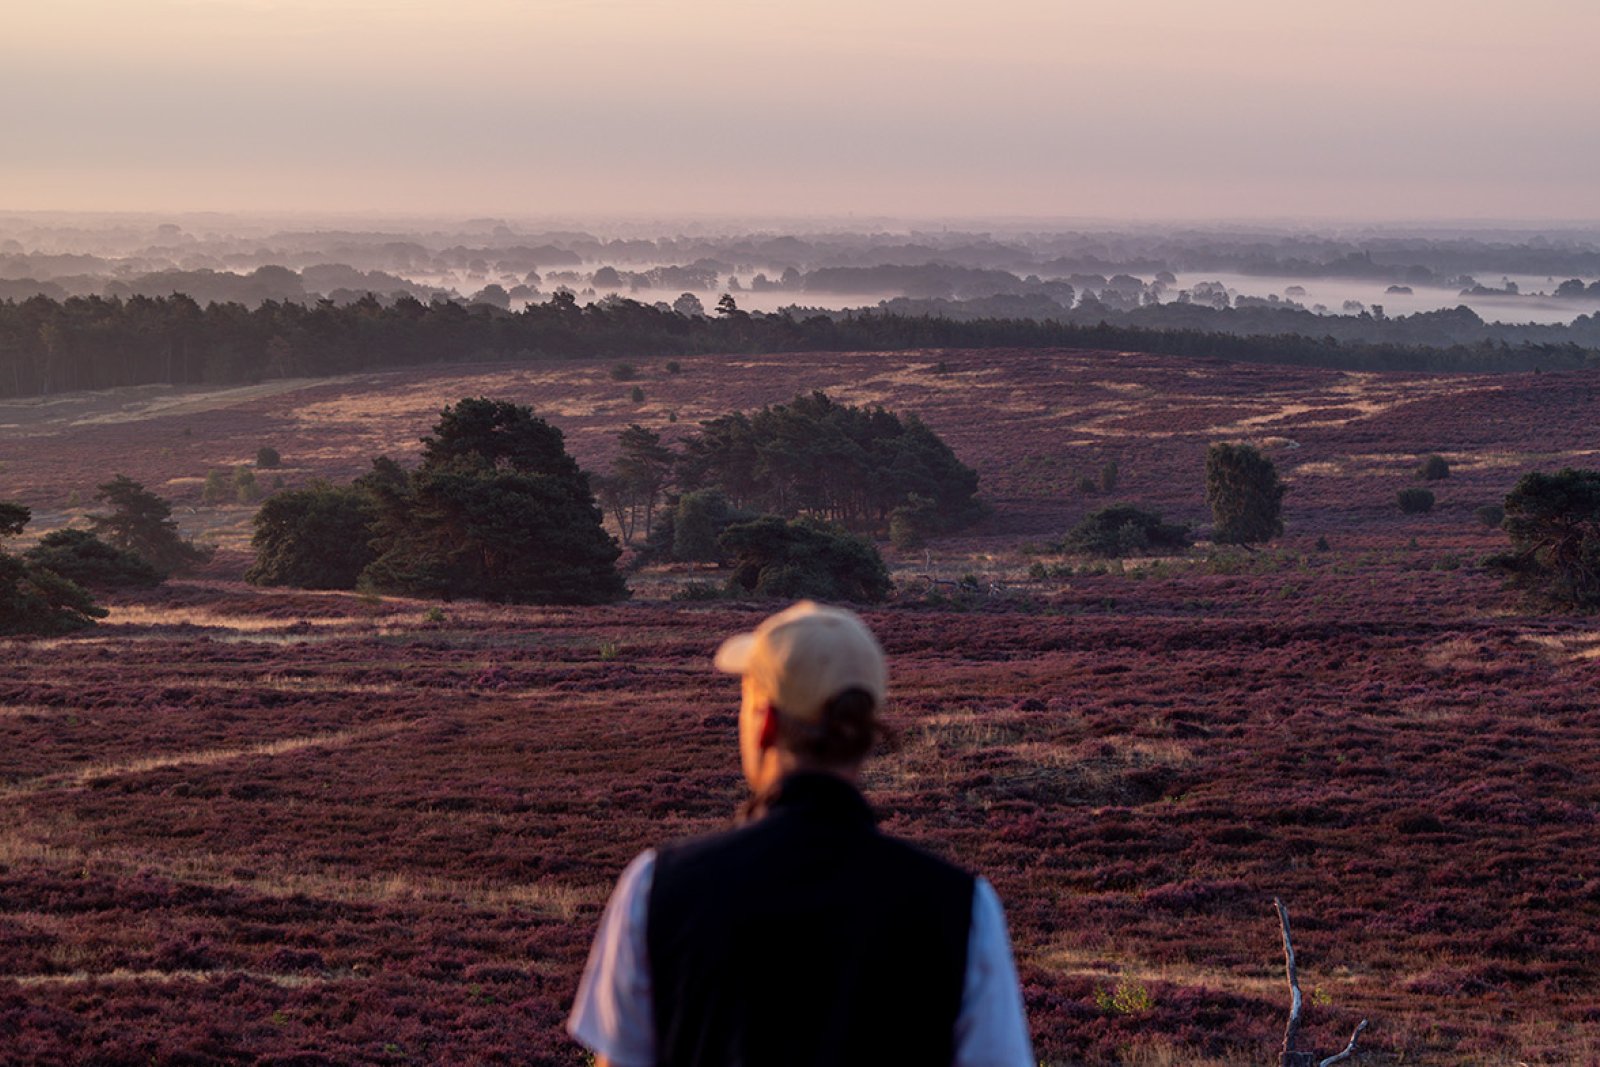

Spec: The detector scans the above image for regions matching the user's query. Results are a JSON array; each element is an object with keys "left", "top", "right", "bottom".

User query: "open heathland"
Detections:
[{"left": 3, "top": 348, "right": 1600, "bottom": 1064}]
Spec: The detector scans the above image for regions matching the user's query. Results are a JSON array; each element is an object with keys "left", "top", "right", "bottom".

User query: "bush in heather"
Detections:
[
  {"left": 718, "top": 516, "right": 891, "bottom": 602},
  {"left": 23, "top": 529, "right": 162, "bottom": 590},
  {"left": 888, "top": 493, "right": 941, "bottom": 550},
  {"left": 256, "top": 446, "right": 282, "bottom": 469},
  {"left": 1475, "top": 504, "right": 1505, "bottom": 528},
  {"left": 1418, "top": 454, "right": 1450, "bottom": 481},
  {"left": 1060, "top": 504, "right": 1192, "bottom": 558},
  {"left": 1488, "top": 467, "right": 1600, "bottom": 607},
  {"left": 246, "top": 482, "right": 377, "bottom": 590},
  {"left": 0, "top": 503, "right": 106, "bottom": 635},
  {"left": 1205, "top": 442, "right": 1285, "bottom": 545},
  {"left": 1397, "top": 487, "right": 1435, "bottom": 514},
  {"left": 88, "top": 475, "right": 212, "bottom": 575},
  {"left": 361, "top": 398, "right": 626, "bottom": 604}
]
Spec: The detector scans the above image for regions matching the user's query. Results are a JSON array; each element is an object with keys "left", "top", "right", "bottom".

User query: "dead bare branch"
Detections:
[
  {"left": 1276, "top": 896, "right": 1304, "bottom": 1062},
  {"left": 1275, "top": 897, "right": 1368, "bottom": 1067},
  {"left": 1318, "top": 1020, "right": 1370, "bottom": 1067}
]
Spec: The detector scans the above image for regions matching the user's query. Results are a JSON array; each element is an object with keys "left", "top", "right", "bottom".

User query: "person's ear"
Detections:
[{"left": 756, "top": 702, "right": 781, "bottom": 750}]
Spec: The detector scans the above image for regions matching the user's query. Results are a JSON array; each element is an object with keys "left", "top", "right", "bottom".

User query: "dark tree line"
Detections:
[{"left": 5, "top": 291, "right": 1600, "bottom": 398}]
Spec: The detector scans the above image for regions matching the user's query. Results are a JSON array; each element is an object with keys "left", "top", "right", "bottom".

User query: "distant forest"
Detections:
[{"left": 3, "top": 291, "right": 1599, "bottom": 399}]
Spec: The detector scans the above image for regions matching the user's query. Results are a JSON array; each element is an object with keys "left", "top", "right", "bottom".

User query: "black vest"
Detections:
[{"left": 648, "top": 773, "right": 974, "bottom": 1067}]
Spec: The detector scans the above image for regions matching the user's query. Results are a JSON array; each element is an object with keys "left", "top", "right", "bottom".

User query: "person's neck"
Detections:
[{"left": 750, "top": 753, "right": 858, "bottom": 795}]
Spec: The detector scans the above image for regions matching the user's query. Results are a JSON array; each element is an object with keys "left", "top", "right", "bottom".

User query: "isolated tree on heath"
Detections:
[
  {"left": 88, "top": 475, "right": 211, "bottom": 575},
  {"left": 1205, "top": 442, "right": 1286, "bottom": 545},
  {"left": 1489, "top": 467, "right": 1600, "bottom": 607}
]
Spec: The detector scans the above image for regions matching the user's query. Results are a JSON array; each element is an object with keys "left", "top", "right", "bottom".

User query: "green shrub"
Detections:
[
  {"left": 234, "top": 466, "right": 260, "bottom": 503},
  {"left": 1206, "top": 442, "right": 1285, "bottom": 545},
  {"left": 24, "top": 529, "right": 161, "bottom": 590},
  {"left": 1094, "top": 977, "right": 1154, "bottom": 1016},
  {"left": 361, "top": 398, "right": 626, "bottom": 604},
  {"left": 202, "top": 469, "right": 229, "bottom": 504},
  {"left": 1099, "top": 460, "right": 1119, "bottom": 494},
  {"left": 1397, "top": 487, "right": 1435, "bottom": 514},
  {"left": 718, "top": 516, "right": 892, "bottom": 602},
  {"left": 0, "top": 505, "right": 106, "bottom": 635},
  {"left": 88, "top": 475, "right": 212, "bottom": 575},
  {"left": 665, "top": 489, "right": 751, "bottom": 563},
  {"left": 1475, "top": 504, "right": 1505, "bottom": 528},
  {"left": 256, "top": 446, "right": 282, "bottom": 469},
  {"left": 671, "top": 580, "right": 727, "bottom": 602},
  {"left": 1418, "top": 454, "right": 1450, "bottom": 480},
  {"left": 610, "top": 362, "right": 638, "bottom": 381},
  {"left": 1060, "top": 505, "right": 1191, "bottom": 558},
  {"left": 630, "top": 385, "right": 646, "bottom": 403},
  {"left": 1487, "top": 467, "right": 1600, "bottom": 607},
  {"left": 246, "top": 482, "right": 377, "bottom": 590},
  {"left": 664, "top": 361, "right": 682, "bottom": 375},
  {"left": 888, "top": 493, "right": 941, "bottom": 550}
]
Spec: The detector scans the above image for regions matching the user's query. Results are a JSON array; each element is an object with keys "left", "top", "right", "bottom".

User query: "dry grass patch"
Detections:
[
  {"left": 0, "top": 827, "right": 604, "bottom": 921},
  {"left": 5, "top": 968, "right": 349, "bottom": 989},
  {"left": 0, "top": 721, "right": 413, "bottom": 798}
]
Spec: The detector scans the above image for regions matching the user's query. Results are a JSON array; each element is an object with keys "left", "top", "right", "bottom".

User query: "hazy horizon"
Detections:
[{"left": 6, "top": 0, "right": 1598, "bottom": 222}]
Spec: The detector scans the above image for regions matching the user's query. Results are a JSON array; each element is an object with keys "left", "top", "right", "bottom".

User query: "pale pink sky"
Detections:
[{"left": 4, "top": 0, "right": 1596, "bottom": 221}]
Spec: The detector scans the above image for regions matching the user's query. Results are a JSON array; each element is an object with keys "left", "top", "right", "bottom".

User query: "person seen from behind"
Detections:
[{"left": 569, "top": 600, "right": 1034, "bottom": 1066}]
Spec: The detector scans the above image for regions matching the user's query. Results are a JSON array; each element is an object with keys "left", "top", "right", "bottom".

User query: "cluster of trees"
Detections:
[
  {"left": 250, "top": 398, "right": 626, "bottom": 604},
  {"left": 593, "top": 393, "right": 982, "bottom": 564},
  {"left": 1, "top": 477, "right": 210, "bottom": 635},
  {"left": 243, "top": 397, "right": 902, "bottom": 605},
  {"left": 7, "top": 289, "right": 1600, "bottom": 399}
]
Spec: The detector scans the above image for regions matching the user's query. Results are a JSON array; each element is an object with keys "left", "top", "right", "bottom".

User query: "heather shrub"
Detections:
[
  {"left": 1060, "top": 505, "right": 1191, "bottom": 558},
  {"left": 718, "top": 516, "right": 892, "bottom": 602},
  {"left": 1397, "top": 487, "right": 1435, "bottom": 514},
  {"left": 1418, "top": 454, "right": 1450, "bottom": 480}
]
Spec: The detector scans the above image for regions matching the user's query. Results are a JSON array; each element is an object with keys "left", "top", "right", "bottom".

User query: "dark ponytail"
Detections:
[{"left": 775, "top": 686, "right": 896, "bottom": 767}]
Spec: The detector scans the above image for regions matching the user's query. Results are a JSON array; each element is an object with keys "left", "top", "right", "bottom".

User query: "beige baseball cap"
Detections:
[{"left": 714, "top": 601, "right": 888, "bottom": 723}]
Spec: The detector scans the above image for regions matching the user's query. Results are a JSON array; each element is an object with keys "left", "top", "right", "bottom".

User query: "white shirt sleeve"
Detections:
[
  {"left": 568, "top": 849, "right": 657, "bottom": 1067},
  {"left": 954, "top": 877, "right": 1035, "bottom": 1067}
]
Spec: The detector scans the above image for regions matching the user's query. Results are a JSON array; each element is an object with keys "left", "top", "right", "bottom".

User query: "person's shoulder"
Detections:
[
  {"left": 873, "top": 829, "right": 976, "bottom": 891},
  {"left": 654, "top": 819, "right": 763, "bottom": 870}
]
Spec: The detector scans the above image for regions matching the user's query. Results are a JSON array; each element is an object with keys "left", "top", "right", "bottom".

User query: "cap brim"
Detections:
[{"left": 714, "top": 632, "right": 756, "bottom": 674}]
